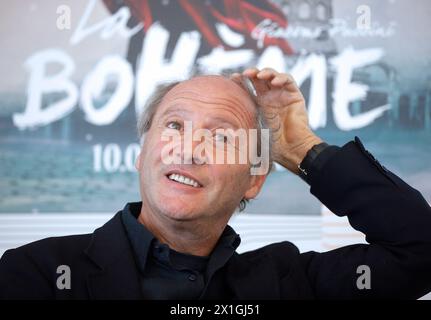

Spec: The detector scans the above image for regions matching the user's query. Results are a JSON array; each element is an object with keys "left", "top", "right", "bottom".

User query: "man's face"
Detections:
[{"left": 136, "top": 76, "right": 266, "bottom": 223}]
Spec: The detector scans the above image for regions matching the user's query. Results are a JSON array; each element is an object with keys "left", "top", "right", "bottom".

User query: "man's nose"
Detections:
[
  {"left": 168, "top": 130, "right": 212, "bottom": 165},
  {"left": 181, "top": 136, "right": 209, "bottom": 165}
]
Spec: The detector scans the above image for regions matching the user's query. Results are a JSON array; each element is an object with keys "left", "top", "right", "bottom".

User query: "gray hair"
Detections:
[{"left": 137, "top": 75, "right": 273, "bottom": 212}]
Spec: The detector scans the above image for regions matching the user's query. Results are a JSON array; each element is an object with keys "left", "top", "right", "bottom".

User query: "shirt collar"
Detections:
[
  {"left": 121, "top": 202, "right": 155, "bottom": 275},
  {"left": 121, "top": 202, "right": 241, "bottom": 276}
]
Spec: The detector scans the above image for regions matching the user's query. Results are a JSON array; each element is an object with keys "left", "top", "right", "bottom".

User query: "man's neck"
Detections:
[{"left": 137, "top": 204, "right": 228, "bottom": 257}]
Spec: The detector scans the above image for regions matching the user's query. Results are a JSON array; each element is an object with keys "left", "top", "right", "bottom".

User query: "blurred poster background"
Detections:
[{"left": 0, "top": 0, "right": 430, "bottom": 279}]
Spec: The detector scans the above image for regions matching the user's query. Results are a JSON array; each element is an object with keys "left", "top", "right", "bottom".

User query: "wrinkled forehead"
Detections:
[{"left": 159, "top": 75, "right": 257, "bottom": 119}]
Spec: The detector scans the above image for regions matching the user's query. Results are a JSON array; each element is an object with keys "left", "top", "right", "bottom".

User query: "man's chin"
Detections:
[{"left": 159, "top": 205, "right": 202, "bottom": 222}]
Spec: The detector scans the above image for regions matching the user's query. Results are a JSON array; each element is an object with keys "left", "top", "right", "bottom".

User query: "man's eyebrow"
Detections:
[
  {"left": 158, "top": 107, "right": 192, "bottom": 119},
  {"left": 207, "top": 116, "right": 240, "bottom": 129},
  {"left": 159, "top": 107, "right": 241, "bottom": 129}
]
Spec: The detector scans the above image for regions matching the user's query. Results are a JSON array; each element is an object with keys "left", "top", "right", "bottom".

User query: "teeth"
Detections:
[{"left": 168, "top": 174, "right": 200, "bottom": 187}]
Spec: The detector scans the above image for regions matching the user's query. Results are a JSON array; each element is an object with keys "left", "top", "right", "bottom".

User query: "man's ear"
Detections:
[
  {"left": 244, "top": 174, "right": 267, "bottom": 200},
  {"left": 135, "top": 151, "right": 143, "bottom": 171}
]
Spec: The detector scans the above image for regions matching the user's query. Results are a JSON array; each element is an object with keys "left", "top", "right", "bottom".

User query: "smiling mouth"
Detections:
[{"left": 166, "top": 173, "right": 202, "bottom": 188}]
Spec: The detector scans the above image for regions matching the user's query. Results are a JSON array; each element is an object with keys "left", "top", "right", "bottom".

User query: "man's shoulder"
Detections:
[
  {"left": 238, "top": 241, "right": 301, "bottom": 263},
  {"left": 0, "top": 212, "right": 122, "bottom": 268},
  {"left": 0, "top": 233, "right": 93, "bottom": 269},
  {"left": 0, "top": 211, "right": 128, "bottom": 299},
  {"left": 8, "top": 233, "right": 92, "bottom": 254},
  {"left": 0, "top": 233, "right": 96, "bottom": 299},
  {"left": 228, "top": 241, "right": 314, "bottom": 294}
]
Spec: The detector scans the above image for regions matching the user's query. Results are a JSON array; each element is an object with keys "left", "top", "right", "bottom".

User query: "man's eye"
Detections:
[{"left": 166, "top": 121, "right": 181, "bottom": 130}]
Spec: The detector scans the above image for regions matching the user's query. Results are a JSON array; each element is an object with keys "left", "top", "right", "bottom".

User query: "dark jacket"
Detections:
[{"left": 1, "top": 138, "right": 431, "bottom": 299}]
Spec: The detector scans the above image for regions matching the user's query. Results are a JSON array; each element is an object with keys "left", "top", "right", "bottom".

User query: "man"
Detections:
[{"left": 1, "top": 68, "right": 431, "bottom": 299}]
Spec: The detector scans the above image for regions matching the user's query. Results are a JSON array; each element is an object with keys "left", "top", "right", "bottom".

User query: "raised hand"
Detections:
[{"left": 234, "top": 67, "right": 323, "bottom": 174}]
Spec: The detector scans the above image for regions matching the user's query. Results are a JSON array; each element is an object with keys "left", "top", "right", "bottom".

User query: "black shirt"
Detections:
[{"left": 121, "top": 202, "right": 241, "bottom": 299}]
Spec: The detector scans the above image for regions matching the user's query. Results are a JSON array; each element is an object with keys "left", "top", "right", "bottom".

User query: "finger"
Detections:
[
  {"left": 229, "top": 72, "right": 242, "bottom": 81},
  {"left": 270, "top": 74, "right": 288, "bottom": 86},
  {"left": 256, "top": 67, "right": 278, "bottom": 80},
  {"left": 270, "top": 73, "right": 293, "bottom": 86},
  {"left": 274, "top": 74, "right": 298, "bottom": 90},
  {"left": 242, "top": 68, "right": 259, "bottom": 78},
  {"left": 240, "top": 69, "right": 269, "bottom": 94},
  {"left": 248, "top": 76, "right": 270, "bottom": 95}
]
